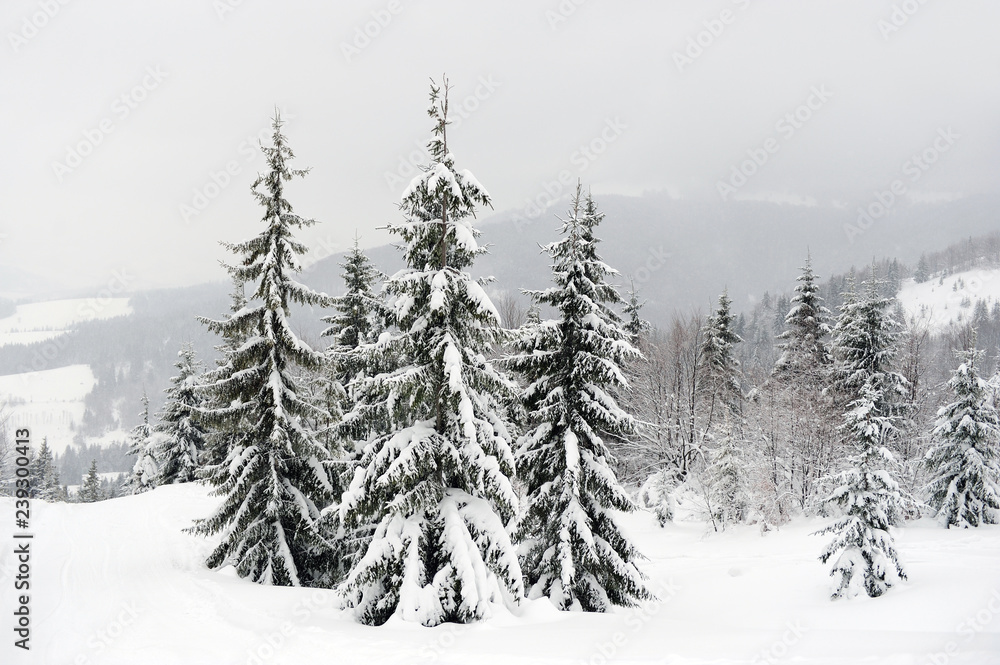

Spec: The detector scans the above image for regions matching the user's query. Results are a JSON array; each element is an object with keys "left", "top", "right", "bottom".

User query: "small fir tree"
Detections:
[
  {"left": 154, "top": 344, "right": 206, "bottom": 485},
  {"left": 817, "top": 383, "right": 906, "bottom": 599},
  {"left": 926, "top": 342, "right": 1000, "bottom": 528}
]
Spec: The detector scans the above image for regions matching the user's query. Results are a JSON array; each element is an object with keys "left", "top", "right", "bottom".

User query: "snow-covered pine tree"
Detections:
[
  {"left": 153, "top": 344, "right": 206, "bottom": 485},
  {"left": 774, "top": 254, "right": 832, "bottom": 377},
  {"left": 507, "top": 183, "right": 651, "bottom": 612},
  {"left": 817, "top": 383, "right": 906, "bottom": 599},
  {"left": 122, "top": 393, "right": 158, "bottom": 495},
  {"left": 830, "top": 266, "right": 907, "bottom": 415},
  {"left": 926, "top": 342, "right": 1000, "bottom": 527},
  {"left": 191, "top": 112, "right": 337, "bottom": 587},
  {"left": 28, "top": 438, "right": 60, "bottom": 501},
  {"left": 320, "top": 236, "right": 386, "bottom": 448},
  {"left": 336, "top": 78, "right": 522, "bottom": 626},
  {"left": 705, "top": 417, "right": 750, "bottom": 530},
  {"left": 701, "top": 290, "right": 743, "bottom": 421},
  {"left": 772, "top": 255, "right": 838, "bottom": 512},
  {"left": 80, "top": 460, "right": 103, "bottom": 503},
  {"left": 623, "top": 279, "right": 649, "bottom": 342}
]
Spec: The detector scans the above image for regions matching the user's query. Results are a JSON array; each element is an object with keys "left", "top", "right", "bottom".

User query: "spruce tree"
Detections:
[
  {"left": 80, "top": 460, "right": 103, "bottom": 503},
  {"left": 192, "top": 112, "right": 337, "bottom": 587},
  {"left": 706, "top": 418, "right": 750, "bottom": 530},
  {"left": 817, "top": 383, "right": 906, "bottom": 599},
  {"left": 507, "top": 183, "right": 651, "bottom": 612},
  {"left": 926, "top": 343, "right": 1000, "bottom": 527},
  {"left": 123, "top": 394, "right": 158, "bottom": 495},
  {"left": 28, "top": 438, "right": 60, "bottom": 501},
  {"left": 702, "top": 290, "right": 743, "bottom": 423},
  {"left": 774, "top": 254, "right": 831, "bottom": 377},
  {"left": 154, "top": 344, "right": 206, "bottom": 484},
  {"left": 337, "top": 78, "right": 522, "bottom": 626},
  {"left": 830, "top": 267, "right": 907, "bottom": 415},
  {"left": 623, "top": 279, "right": 649, "bottom": 342}
]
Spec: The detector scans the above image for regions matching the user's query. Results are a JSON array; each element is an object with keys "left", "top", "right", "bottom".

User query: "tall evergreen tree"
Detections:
[
  {"left": 123, "top": 393, "right": 158, "bottom": 495},
  {"left": 28, "top": 438, "right": 60, "bottom": 501},
  {"left": 817, "top": 383, "right": 906, "bottom": 599},
  {"left": 705, "top": 417, "right": 750, "bottom": 530},
  {"left": 774, "top": 254, "right": 831, "bottom": 377},
  {"left": 926, "top": 343, "right": 1000, "bottom": 528},
  {"left": 507, "top": 184, "right": 651, "bottom": 612},
  {"left": 154, "top": 344, "right": 206, "bottom": 484},
  {"left": 830, "top": 266, "right": 907, "bottom": 416},
  {"left": 701, "top": 290, "right": 743, "bottom": 420},
  {"left": 80, "top": 460, "right": 104, "bottom": 503},
  {"left": 336, "top": 78, "right": 522, "bottom": 626},
  {"left": 191, "top": 112, "right": 337, "bottom": 587},
  {"left": 623, "top": 279, "right": 649, "bottom": 342}
]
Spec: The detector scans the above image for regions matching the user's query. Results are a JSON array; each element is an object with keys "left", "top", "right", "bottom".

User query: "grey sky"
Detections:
[{"left": 2, "top": 0, "right": 999, "bottom": 295}]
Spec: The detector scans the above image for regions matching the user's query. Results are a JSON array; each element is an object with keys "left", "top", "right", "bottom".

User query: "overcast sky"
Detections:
[{"left": 2, "top": 0, "right": 999, "bottom": 295}]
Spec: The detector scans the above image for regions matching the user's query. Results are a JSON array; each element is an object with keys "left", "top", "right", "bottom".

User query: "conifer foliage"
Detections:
[
  {"left": 926, "top": 343, "right": 1000, "bottom": 528},
  {"left": 123, "top": 393, "right": 158, "bottom": 495},
  {"left": 154, "top": 344, "right": 206, "bottom": 485},
  {"left": 336, "top": 78, "right": 522, "bottom": 626},
  {"left": 774, "top": 254, "right": 831, "bottom": 377},
  {"left": 192, "top": 112, "right": 336, "bottom": 587},
  {"left": 507, "top": 184, "right": 651, "bottom": 612},
  {"left": 817, "top": 384, "right": 906, "bottom": 599}
]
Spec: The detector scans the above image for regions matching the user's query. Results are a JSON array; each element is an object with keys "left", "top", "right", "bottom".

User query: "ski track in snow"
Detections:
[{"left": 2, "top": 484, "right": 999, "bottom": 664}]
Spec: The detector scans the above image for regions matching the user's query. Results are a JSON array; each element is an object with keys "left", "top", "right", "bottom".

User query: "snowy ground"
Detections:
[
  {"left": 2, "top": 484, "right": 999, "bottom": 665},
  {"left": 897, "top": 268, "right": 1000, "bottom": 333},
  {"left": 0, "top": 298, "right": 132, "bottom": 348},
  {"left": 0, "top": 365, "right": 96, "bottom": 456}
]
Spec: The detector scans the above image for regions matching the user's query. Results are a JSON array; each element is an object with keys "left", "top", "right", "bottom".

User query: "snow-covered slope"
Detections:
[
  {"left": 0, "top": 297, "right": 132, "bottom": 347},
  {"left": 897, "top": 268, "right": 1000, "bottom": 333},
  {"left": 2, "top": 484, "right": 998, "bottom": 664},
  {"left": 0, "top": 365, "right": 96, "bottom": 455}
]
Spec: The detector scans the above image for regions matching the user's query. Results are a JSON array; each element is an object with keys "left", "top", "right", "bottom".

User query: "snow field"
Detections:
[
  {"left": 897, "top": 268, "right": 1000, "bottom": 333},
  {"left": 2, "top": 484, "right": 999, "bottom": 665},
  {"left": 0, "top": 298, "right": 132, "bottom": 347},
  {"left": 0, "top": 364, "right": 96, "bottom": 456}
]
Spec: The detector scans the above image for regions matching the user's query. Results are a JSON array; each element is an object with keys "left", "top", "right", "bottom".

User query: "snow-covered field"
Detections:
[
  {"left": 0, "top": 298, "right": 132, "bottom": 347},
  {"left": 0, "top": 364, "right": 96, "bottom": 455},
  {"left": 897, "top": 268, "right": 1000, "bottom": 333},
  {"left": 2, "top": 484, "right": 998, "bottom": 665}
]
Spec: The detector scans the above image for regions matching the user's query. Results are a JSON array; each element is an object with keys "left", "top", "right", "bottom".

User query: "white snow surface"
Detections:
[
  {"left": 897, "top": 268, "right": 1000, "bottom": 333},
  {"left": 0, "top": 364, "right": 96, "bottom": 455},
  {"left": 0, "top": 297, "right": 132, "bottom": 347},
  {"left": 2, "top": 483, "right": 999, "bottom": 664}
]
